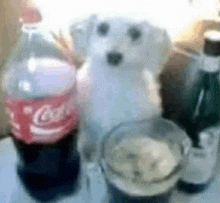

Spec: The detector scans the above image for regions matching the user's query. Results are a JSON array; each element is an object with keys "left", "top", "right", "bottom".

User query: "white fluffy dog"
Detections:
[{"left": 70, "top": 14, "right": 172, "bottom": 158}]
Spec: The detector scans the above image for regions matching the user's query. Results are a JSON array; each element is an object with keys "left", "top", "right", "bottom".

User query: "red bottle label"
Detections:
[{"left": 6, "top": 87, "right": 79, "bottom": 144}]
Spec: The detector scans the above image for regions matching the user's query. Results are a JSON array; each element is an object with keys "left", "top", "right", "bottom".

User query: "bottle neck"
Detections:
[
  {"left": 21, "top": 22, "right": 56, "bottom": 46},
  {"left": 22, "top": 22, "right": 42, "bottom": 31}
]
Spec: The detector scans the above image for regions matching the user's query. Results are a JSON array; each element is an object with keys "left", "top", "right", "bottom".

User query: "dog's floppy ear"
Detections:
[
  {"left": 145, "top": 22, "right": 172, "bottom": 74},
  {"left": 69, "top": 14, "right": 97, "bottom": 63}
]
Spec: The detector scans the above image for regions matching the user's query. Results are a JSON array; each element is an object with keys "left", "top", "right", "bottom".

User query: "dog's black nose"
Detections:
[{"left": 107, "top": 52, "right": 123, "bottom": 66}]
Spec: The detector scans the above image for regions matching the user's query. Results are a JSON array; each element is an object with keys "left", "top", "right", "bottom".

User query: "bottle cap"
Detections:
[
  {"left": 21, "top": 6, "right": 42, "bottom": 23},
  {"left": 204, "top": 30, "right": 220, "bottom": 56}
]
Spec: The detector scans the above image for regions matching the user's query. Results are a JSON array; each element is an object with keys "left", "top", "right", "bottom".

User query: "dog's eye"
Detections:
[
  {"left": 128, "top": 27, "right": 141, "bottom": 41},
  {"left": 97, "top": 23, "right": 109, "bottom": 36}
]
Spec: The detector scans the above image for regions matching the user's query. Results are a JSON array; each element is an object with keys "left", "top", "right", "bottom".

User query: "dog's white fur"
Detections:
[{"left": 74, "top": 14, "right": 172, "bottom": 154}]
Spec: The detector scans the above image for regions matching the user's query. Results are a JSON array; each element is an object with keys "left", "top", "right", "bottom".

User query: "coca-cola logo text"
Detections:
[{"left": 33, "top": 101, "right": 74, "bottom": 126}]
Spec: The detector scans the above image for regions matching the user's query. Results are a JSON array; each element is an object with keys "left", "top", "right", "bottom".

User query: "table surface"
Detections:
[{"left": 0, "top": 137, "right": 219, "bottom": 203}]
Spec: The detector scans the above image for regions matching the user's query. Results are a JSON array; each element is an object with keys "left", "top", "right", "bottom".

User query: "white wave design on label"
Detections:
[
  {"left": 11, "top": 129, "right": 21, "bottom": 138},
  {"left": 30, "top": 120, "right": 72, "bottom": 136},
  {"left": 10, "top": 121, "right": 20, "bottom": 130}
]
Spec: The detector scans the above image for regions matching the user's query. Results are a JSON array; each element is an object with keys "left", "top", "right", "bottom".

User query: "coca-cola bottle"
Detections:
[
  {"left": 2, "top": 6, "right": 81, "bottom": 202},
  {"left": 162, "top": 30, "right": 220, "bottom": 193}
]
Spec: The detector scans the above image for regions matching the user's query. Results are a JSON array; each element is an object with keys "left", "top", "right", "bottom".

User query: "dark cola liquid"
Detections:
[
  {"left": 105, "top": 179, "right": 172, "bottom": 203},
  {"left": 11, "top": 128, "right": 81, "bottom": 202}
]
